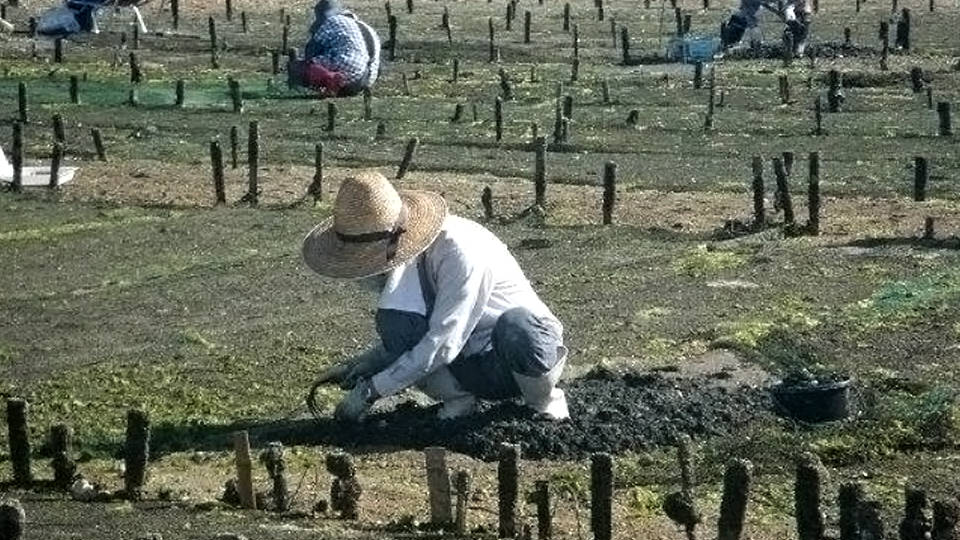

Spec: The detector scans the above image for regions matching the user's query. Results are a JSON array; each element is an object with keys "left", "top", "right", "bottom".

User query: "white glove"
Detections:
[
  {"left": 334, "top": 378, "right": 379, "bottom": 422},
  {"left": 341, "top": 345, "right": 394, "bottom": 389}
]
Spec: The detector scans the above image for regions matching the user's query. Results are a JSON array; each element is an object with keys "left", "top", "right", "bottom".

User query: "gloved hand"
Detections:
[
  {"left": 334, "top": 378, "right": 379, "bottom": 422},
  {"left": 340, "top": 344, "right": 394, "bottom": 389}
]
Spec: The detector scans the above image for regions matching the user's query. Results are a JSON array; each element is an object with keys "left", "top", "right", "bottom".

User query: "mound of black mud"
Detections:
[{"left": 304, "top": 371, "right": 774, "bottom": 460}]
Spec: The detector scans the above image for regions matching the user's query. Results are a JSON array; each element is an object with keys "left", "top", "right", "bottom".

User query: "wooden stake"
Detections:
[
  {"left": 807, "top": 152, "right": 821, "bottom": 235},
  {"left": 454, "top": 471, "right": 471, "bottom": 535},
  {"left": 524, "top": 10, "right": 531, "bottom": 43},
  {"left": 717, "top": 459, "right": 752, "bottom": 540},
  {"left": 827, "top": 70, "right": 842, "bottom": 113},
  {"left": 481, "top": 186, "right": 494, "bottom": 220},
  {"left": 498, "top": 443, "right": 520, "bottom": 539},
  {"left": 52, "top": 114, "right": 65, "bottom": 145},
  {"left": 562, "top": 2, "right": 570, "bottom": 31},
  {"left": 591, "top": 453, "right": 613, "bottom": 540},
  {"left": 241, "top": 11, "right": 248, "bottom": 32},
  {"left": 927, "top": 87, "right": 934, "bottom": 110},
  {"left": 129, "top": 52, "right": 142, "bottom": 84},
  {"left": 225, "top": 0, "right": 233, "bottom": 21},
  {"left": 232, "top": 431, "right": 256, "bottom": 509},
  {"left": 620, "top": 27, "right": 630, "bottom": 64},
  {"left": 814, "top": 96, "right": 823, "bottom": 135},
  {"left": 69, "top": 75, "right": 80, "bottom": 104},
  {"left": 132, "top": 23, "right": 140, "bottom": 49},
  {"left": 914, "top": 157, "right": 928, "bottom": 202},
  {"left": 308, "top": 142, "right": 323, "bottom": 202},
  {"left": 562, "top": 95, "right": 573, "bottom": 119},
  {"left": 937, "top": 102, "right": 952, "bottom": 136},
  {"left": 229, "top": 125, "right": 239, "bottom": 169},
  {"left": 494, "top": 97, "right": 504, "bottom": 142},
  {"left": 839, "top": 483, "right": 864, "bottom": 540},
  {"left": 425, "top": 447, "right": 453, "bottom": 526},
  {"left": 705, "top": 66, "right": 716, "bottom": 130},
  {"left": 533, "top": 480, "right": 552, "bottom": 540},
  {"left": 442, "top": 7, "right": 452, "bottom": 43},
  {"left": 783, "top": 31, "right": 794, "bottom": 67},
  {"left": 795, "top": 453, "right": 824, "bottom": 540},
  {"left": 271, "top": 50, "right": 280, "bottom": 75},
  {"left": 933, "top": 500, "right": 960, "bottom": 540},
  {"left": 209, "top": 17, "right": 220, "bottom": 68},
  {"left": 247, "top": 121, "right": 259, "bottom": 205},
  {"left": 376, "top": 121, "right": 387, "bottom": 139},
  {"left": 896, "top": 8, "right": 911, "bottom": 50},
  {"left": 451, "top": 58, "right": 459, "bottom": 83},
  {"left": 229, "top": 78, "right": 242, "bottom": 113},
  {"left": 601, "top": 80, "right": 611, "bottom": 104},
  {"left": 843, "top": 27, "right": 851, "bottom": 46},
  {"left": 389, "top": 15, "right": 398, "bottom": 61},
  {"left": 49, "top": 142, "right": 63, "bottom": 189},
  {"left": 779, "top": 75, "right": 790, "bottom": 104},
  {"left": 570, "top": 58, "right": 579, "bottom": 83},
  {"left": 0, "top": 500, "right": 25, "bottom": 540},
  {"left": 17, "top": 82, "right": 27, "bottom": 124},
  {"left": 91, "top": 128, "right": 107, "bottom": 161},
  {"left": 675, "top": 7, "right": 683, "bottom": 36},
  {"left": 752, "top": 156, "right": 764, "bottom": 226},
  {"left": 858, "top": 501, "right": 885, "bottom": 540},
  {"left": 124, "top": 409, "right": 150, "bottom": 500},
  {"left": 171, "top": 0, "right": 179, "bottom": 29},
  {"left": 54, "top": 38, "right": 63, "bottom": 63},
  {"left": 210, "top": 140, "right": 226, "bottom": 205},
  {"left": 488, "top": 17, "right": 495, "bottom": 62},
  {"left": 396, "top": 137, "right": 419, "bottom": 180},
  {"left": 281, "top": 24, "right": 288, "bottom": 59},
  {"left": 910, "top": 67, "right": 924, "bottom": 93},
  {"left": 534, "top": 136, "right": 547, "bottom": 206},
  {"left": 175, "top": 79, "right": 185, "bottom": 107},
  {"left": 602, "top": 162, "right": 616, "bottom": 225},
  {"left": 47, "top": 424, "right": 74, "bottom": 489},
  {"left": 693, "top": 61, "right": 703, "bottom": 89},
  {"left": 406, "top": 0, "right": 413, "bottom": 14},
  {"left": 327, "top": 102, "right": 337, "bottom": 132},
  {"left": 6, "top": 399, "right": 31, "bottom": 486}
]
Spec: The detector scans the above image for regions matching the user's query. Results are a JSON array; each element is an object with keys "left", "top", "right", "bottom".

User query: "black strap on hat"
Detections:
[{"left": 335, "top": 205, "right": 408, "bottom": 260}]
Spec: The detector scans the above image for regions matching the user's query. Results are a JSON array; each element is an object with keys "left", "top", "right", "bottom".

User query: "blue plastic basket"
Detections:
[{"left": 667, "top": 35, "right": 720, "bottom": 63}]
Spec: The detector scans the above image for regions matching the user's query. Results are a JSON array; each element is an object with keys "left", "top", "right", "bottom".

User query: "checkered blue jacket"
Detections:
[{"left": 304, "top": 13, "right": 380, "bottom": 88}]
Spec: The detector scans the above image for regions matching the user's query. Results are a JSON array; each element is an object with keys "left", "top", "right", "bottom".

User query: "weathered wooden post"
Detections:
[
  {"left": 597, "top": 0, "right": 604, "bottom": 20},
  {"left": 69, "top": 75, "right": 80, "bottom": 104},
  {"left": 914, "top": 157, "right": 928, "bottom": 202},
  {"left": 308, "top": 142, "right": 323, "bottom": 202},
  {"left": 814, "top": 96, "right": 823, "bottom": 135},
  {"left": 783, "top": 151, "right": 794, "bottom": 176},
  {"left": 209, "top": 17, "right": 220, "bottom": 68},
  {"left": 900, "top": 487, "right": 932, "bottom": 540},
  {"left": 281, "top": 24, "right": 289, "bottom": 58},
  {"left": 6, "top": 399, "right": 31, "bottom": 486},
  {"left": 0, "top": 500, "right": 25, "bottom": 540},
  {"left": 326, "top": 102, "right": 337, "bottom": 132},
  {"left": 247, "top": 121, "right": 259, "bottom": 206},
  {"left": 49, "top": 142, "right": 63, "bottom": 188},
  {"left": 175, "top": 79, "right": 185, "bottom": 108},
  {"left": 54, "top": 38, "right": 63, "bottom": 63},
  {"left": 124, "top": 409, "right": 150, "bottom": 500},
  {"left": 376, "top": 121, "right": 387, "bottom": 139},
  {"left": 52, "top": 114, "right": 66, "bottom": 145},
  {"left": 562, "top": 2, "right": 570, "bottom": 31},
  {"left": 591, "top": 453, "right": 613, "bottom": 540},
  {"left": 602, "top": 80, "right": 611, "bottom": 104},
  {"left": 210, "top": 140, "right": 226, "bottom": 205},
  {"left": 229, "top": 79, "right": 242, "bottom": 113},
  {"left": 859, "top": 501, "right": 885, "bottom": 540},
  {"left": 843, "top": 27, "right": 851, "bottom": 46},
  {"left": 129, "top": 52, "right": 142, "bottom": 84},
  {"left": 694, "top": 61, "right": 703, "bottom": 89},
  {"left": 752, "top": 156, "right": 764, "bottom": 226},
  {"left": 396, "top": 137, "right": 419, "bottom": 180},
  {"left": 933, "top": 499, "right": 960, "bottom": 540},
  {"left": 772, "top": 157, "right": 795, "bottom": 228},
  {"left": 388, "top": 15, "right": 398, "bottom": 61},
  {"left": 488, "top": 17, "right": 496, "bottom": 62},
  {"left": 91, "top": 128, "right": 107, "bottom": 161},
  {"left": 839, "top": 483, "right": 864, "bottom": 540},
  {"left": 562, "top": 95, "right": 573, "bottom": 120},
  {"left": 927, "top": 87, "right": 934, "bottom": 110},
  {"left": 233, "top": 431, "right": 256, "bottom": 509},
  {"left": 494, "top": 97, "right": 504, "bottom": 142},
  {"left": 795, "top": 453, "right": 824, "bottom": 540},
  {"left": 534, "top": 136, "right": 547, "bottom": 206},
  {"left": 498, "top": 443, "right": 520, "bottom": 539},
  {"left": 717, "top": 459, "right": 752, "bottom": 540},
  {"left": 896, "top": 8, "right": 911, "bottom": 50},
  {"left": 621, "top": 27, "right": 630, "bottom": 64},
  {"left": 228, "top": 125, "right": 239, "bottom": 169},
  {"left": 225, "top": 0, "right": 233, "bottom": 21},
  {"left": 271, "top": 50, "right": 281, "bottom": 75},
  {"left": 779, "top": 75, "right": 790, "bottom": 104},
  {"left": 524, "top": 10, "right": 531, "bottom": 43},
  {"left": 910, "top": 67, "right": 924, "bottom": 93},
  {"left": 807, "top": 152, "right": 821, "bottom": 235},
  {"left": 49, "top": 424, "right": 76, "bottom": 489},
  {"left": 571, "top": 58, "right": 579, "bottom": 82},
  {"left": 241, "top": 11, "right": 248, "bottom": 32},
  {"left": 17, "top": 82, "right": 27, "bottom": 124},
  {"left": 451, "top": 58, "right": 459, "bottom": 83},
  {"left": 937, "top": 102, "right": 952, "bottom": 136},
  {"left": 171, "top": 0, "right": 179, "bottom": 29},
  {"left": 531, "top": 480, "right": 552, "bottom": 540},
  {"left": 827, "top": 70, "right": 842, "bottom": 112},
  {"left": 451, "top": 103, "right": 464, "bottom": 123},
  {"left": 425, "top": 447, "right": 453, "bottom": 526},
  {"left": 675, "top": 7, "right": 683, "bottom": 36},
  {"left": 406, "top": 0, "right": 413, "bottom": 14},
  {"left": 263, "top": 442, "right": 289, "bottom": 512},
  {"left": 454, "top": 471, "right": 471, "bottom": 535},
  {"left": 602, "top": 162, "right": 616, "bottom": 225},
  {"left": 442, "top": 7, "right": 452, "bottom": 43},
  {"left": 880, "top": 21, "right": 890, "bottom": 71}
]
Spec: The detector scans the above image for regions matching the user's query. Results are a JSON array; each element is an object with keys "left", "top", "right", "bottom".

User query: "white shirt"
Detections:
[{"left": 370, "top": 215, "right": 562, "bottom": 397}]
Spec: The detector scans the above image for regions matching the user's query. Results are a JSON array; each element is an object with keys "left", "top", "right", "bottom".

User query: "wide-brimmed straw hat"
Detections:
[{"left": 302, "top": 171, "right": 447, "bottom": 279}]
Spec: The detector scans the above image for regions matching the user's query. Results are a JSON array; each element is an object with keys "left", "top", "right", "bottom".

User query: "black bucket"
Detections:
[{"left": 771, "top": 378, "right": 852, "bottom": 423}]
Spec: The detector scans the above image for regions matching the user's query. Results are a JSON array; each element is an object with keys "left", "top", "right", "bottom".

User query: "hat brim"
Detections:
[{"left": 302, "top": 190, "right": 447, "bottom": 279}]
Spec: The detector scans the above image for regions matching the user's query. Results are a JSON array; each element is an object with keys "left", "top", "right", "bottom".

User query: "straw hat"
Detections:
[{"left": 302, "top": 171, "right": 447, "bottom": 279}]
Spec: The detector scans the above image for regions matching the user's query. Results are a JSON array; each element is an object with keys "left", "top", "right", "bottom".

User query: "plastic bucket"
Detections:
[{"left": 771, "top": 378, "right": 852, "bottom": 423}]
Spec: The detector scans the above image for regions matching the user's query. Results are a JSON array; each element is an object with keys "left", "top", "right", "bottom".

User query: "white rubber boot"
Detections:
[
  {"left": 416, "top": 367, "right": 477, "bottom": 420},
  {"left": 512, "top": 347, "right": 570, "bottom": 420}
]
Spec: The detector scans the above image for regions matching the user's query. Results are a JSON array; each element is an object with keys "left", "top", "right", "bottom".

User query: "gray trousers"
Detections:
[{"left": 376, "top": 307, "right": 562, "bottom": 400}]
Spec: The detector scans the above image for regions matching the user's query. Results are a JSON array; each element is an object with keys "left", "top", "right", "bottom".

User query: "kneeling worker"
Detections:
[
  {"left": 303, "top": 171, "right": 569, "bottom": 422},
  {"left": 722, "top": 0, "right": 811, "bottom": 56},
  {"left": 288, "top": 0, "right": 380, "bottom": 97}
]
